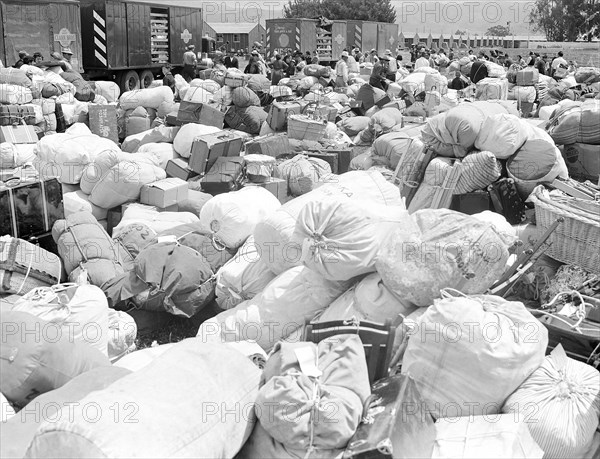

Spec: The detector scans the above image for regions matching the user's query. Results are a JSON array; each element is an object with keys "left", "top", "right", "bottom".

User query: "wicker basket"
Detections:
[
  {"left": 529, "top": 187, "right": 600, "bottom": 274},
  {"left": 0, "top": 236, "right": 62, "bottom": 295},
  {"left": 287, "top": 114, "right": 327, "bottom": 141}
]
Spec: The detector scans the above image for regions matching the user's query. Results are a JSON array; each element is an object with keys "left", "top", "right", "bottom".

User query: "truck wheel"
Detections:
[
  {"left": 139, "top": 70, "right": 155, "bottom": 89},
  {"left": 119, "top": 70, "right": 140, "bottom": 92}
]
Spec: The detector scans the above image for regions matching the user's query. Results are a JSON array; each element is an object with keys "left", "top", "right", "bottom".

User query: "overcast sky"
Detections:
[{"left": 147, "top": 0, "right": 542, "bottom": 36}]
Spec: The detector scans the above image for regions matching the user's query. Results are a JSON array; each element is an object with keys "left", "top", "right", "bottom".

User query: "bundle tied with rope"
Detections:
[
  {"left": 0, "top": 236, "right": 62, "bottom": 295},
  {"left": 242, "top": 334, "right": 371, "bottom": 458}
]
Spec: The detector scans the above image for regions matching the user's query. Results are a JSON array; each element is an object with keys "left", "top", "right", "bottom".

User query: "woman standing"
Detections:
[{"left": 270, "top": 54, "right": 288, "bottom": 85}]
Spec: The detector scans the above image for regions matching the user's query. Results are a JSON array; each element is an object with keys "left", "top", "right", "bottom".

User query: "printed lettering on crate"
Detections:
[{"left": 88, "top": 104, "right": 119, "bottom": 144}]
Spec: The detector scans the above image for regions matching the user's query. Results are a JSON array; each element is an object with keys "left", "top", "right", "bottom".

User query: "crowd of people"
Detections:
[
  {"left": 1, "top": 47, "right": 74, "bottom": 70},
  {"left": 149, "top": 41, "right": 584, "bottom": 99}
]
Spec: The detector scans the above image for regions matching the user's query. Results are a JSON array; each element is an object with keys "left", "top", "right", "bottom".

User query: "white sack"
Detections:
[
  {"left": 402, "top": 294, "right": 548, "bottom": 419},
  {"left": 197, "top": 266, "right": 349, "bottom": 352},
  {"left": 200, "top": 187, "right": 281, "bottom": 250}
]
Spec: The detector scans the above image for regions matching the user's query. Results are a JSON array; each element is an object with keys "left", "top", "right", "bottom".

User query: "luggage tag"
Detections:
[
  {"left": 294, "top": 345, "right": 322, "bottom": 378},
  {"left": 157, "top": 235, "right": 178, "bottom": 245}
]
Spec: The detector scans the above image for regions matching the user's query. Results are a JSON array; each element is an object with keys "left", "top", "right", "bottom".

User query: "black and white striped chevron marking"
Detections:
[{"left": 93, "top": 10, "right": 108, "bottom": 66}]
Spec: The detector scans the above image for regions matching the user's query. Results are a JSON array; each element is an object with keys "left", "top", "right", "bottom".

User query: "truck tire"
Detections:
[
  {"left": 119, "top": 70, "right": 140, "bottom": 92},
  {"left": 139, "top": 70, "right": 155, "bottom": 89}
]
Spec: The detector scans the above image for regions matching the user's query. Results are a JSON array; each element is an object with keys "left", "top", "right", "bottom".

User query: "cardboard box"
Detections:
[
  {"left": 88, "top": 104, "right": 119, "bottom": 144},
  {"left": 165, "top": 158, "right": 199, "bottom": 181},
  {"left": 177, "top": 102, "right": 225, "bottom": 128},
  {"left": 0, "top": 124, "right": 38, "bottom": 144},
  {"left": 140, "top": 178, "right": 188, "bottom": 208},
  {"left": 189, "top": 131, "right": 244, "bottom": 174},
  {"left": 243, "top": 177, "right": 288, "bottom": 203},
  {"left": 267, "top": 101, "right": 303, "bottom": 131},
  {"left": 245, "top": 133, "right": 290, "bottom": 158}
]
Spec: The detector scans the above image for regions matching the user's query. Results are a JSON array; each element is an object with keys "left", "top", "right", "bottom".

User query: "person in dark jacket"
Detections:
[
  {"left": 470, "top": 59, "right": 488, "bottom": 84},
  {"left": 283, "top": 54, "right": 295, "bottom": 77},
  {"left": 449, "top": 71, "right": 470, "bottom": 90},
  {"left": 13, "top": 51, "right": 28, "bottom": 68},
  {"left": 162, "top": 64, "right": 176, "bottom": 94},
  {"left": 369, "top": 55, "right": 390, "bottom": 91},
  {"left": 244, "top": 56, "right": 261, "bottom": 74},
  {"left": 269, "top": 54, "right": 288, "bottom": 85},
  {"left": 224, "top": 53, "right": 239, "bottom": 69}
]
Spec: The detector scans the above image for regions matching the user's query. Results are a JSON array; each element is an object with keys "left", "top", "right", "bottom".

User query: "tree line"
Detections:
[{"left": 284, "top": 0, "right": 599, "bottom": 42}]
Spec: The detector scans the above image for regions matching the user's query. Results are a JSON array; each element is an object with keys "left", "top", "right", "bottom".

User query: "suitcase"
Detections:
[
  {"left": 307, "top": 148, "right": 352, "bottom": 174},
  {"left": 267, "top": 101, "right": 303, "bottom": 131},
  {"left": 516, "top": 68, "right": 540, "bottom": 86},
  {"left": 224, "top": 73, "right": 248, "bottom": 88},
  {"left": 343, "top": 374, "right": 436, "bottom": 459},
  {"left": 0, "top": 178, "right": 65, "bottom": 239},
  {"left": 165, "top": 110, "right": 184, "bottom": 127},
  {"left": 198, "top": 156, "right": 245, "bottom": 195},
  {"left": 165, "top": 157, "right": 200, "bottom": 181},
  {"left": 244, "top": 133, "right": 291, "bottom": 158},
  {"left": 305, "top": 151, "right": 339, "bottom": 174},
  {"left": 176, "top": 101, "right": 225, "bottom": 128},
  {"left": 189, "top": 131, "right": 244, "bottom": 175},
  {"left": 488, "top": 178, "right": 527, "bottom": 224},
  {"left": 450, "top": 191, "right": 492, "bottom": 215}
]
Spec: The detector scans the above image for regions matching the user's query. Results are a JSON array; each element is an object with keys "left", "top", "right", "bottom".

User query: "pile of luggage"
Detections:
[{"left": 1, "top": 59, "right": 600, "bottom": 459}]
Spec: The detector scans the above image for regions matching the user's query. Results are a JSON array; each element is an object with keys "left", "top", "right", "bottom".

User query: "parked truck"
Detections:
[
  {"left": 0, "top": 0, "right": 214, "bottom": 91},
  {"left": 0, "top": 0, "right": 84, "bottom": 72},
  {"left": 266, "top": 18, "right": 399, "bottom": 65}
]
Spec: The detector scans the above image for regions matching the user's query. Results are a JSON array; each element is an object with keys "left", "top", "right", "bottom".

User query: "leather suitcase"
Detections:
[
  {"left": 450, "top": 191, "right": 492, "bottom": 215},
  {"left": 305, "top": 151, "right": 339, "bottom": 174},
  {"left": 267, "top": 101, "right": 303, "bottom": 131},
  {"left": 189, "top": 131, "right": 244, "bottom": 175},
  {"left": 244, "top": 133, "right": 291, "bottom": 158},
  {"left": 343, "top": 374, "right": 436, "bottom": 459},
  {"left": 488, "top": 178, "right": 527, "bottom": 224},
  {"left": 176, "top": 101, "right": 225, "bottom": 128},
  {"left": 198, "top": 156, "right": 245, "bottom": 195},
  {"left": 307, "top": 148, "right": 352, "bottom": 174}
]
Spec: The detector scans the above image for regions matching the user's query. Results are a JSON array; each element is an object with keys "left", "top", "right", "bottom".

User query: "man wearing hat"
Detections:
[
  {"left": 367, "top": 49, "right": 379, "bottom": 64},
  {"left": 13, "top": 51, "right": 29, "bottom": 69},
  {"left": 370, "top": 53, "right": 390, "bottom": 90},
  {"left": 182, "top": 44, "right": 197, "bottom": 82},
  {"left": 335, "top": 51, "right": 350, "bottom": 87},
  {"left": 384, "top": 49, "right": 397, "bottom": 80},
  {"left": 59, "top": 47, "right": 73, "bottom": 70}
]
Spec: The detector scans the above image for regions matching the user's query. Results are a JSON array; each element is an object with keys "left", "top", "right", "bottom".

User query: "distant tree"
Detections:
[
  {"left": 485, "top": 25, "right": 510, "bottom": 37},
  {"left": 283, "top": 0, "right": 323, "bottom": 19},
  {"left": 529, "top": 0, "right": 600, "bottom": 41},
  {"left": 284, "top": 0, "right": 396, "bottom": 23},
  {"left": 455, "top": 29, "right": 467, "bottom": 36}
]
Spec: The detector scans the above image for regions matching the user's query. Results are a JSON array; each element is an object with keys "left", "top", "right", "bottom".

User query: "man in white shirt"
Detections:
[
  {"left": 551, "top": 51, "right": 568, "bottom": 75},
  {"left": 335, "top": 51, "right": 349, "bottom": 87},
  {"left": 415, "top": 52, "right": 430, "bottom": 69},
  {"left": 182, "top": 45, "right": 197, "bottom": 82}
]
